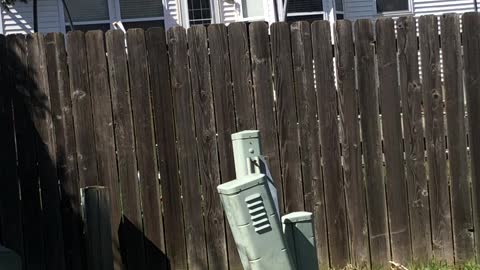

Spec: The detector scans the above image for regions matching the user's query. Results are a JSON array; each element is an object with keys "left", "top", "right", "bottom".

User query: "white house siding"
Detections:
[
  {"left": 221, "top": 1, "right": 237, "bottom": 23},
  {"left": 413, "top": 0, "right": 475, "bottom": 16},
  {"left": 1, "top": 0, "right": 61, "bottom": 34},
  {"left": 344, "top": 0, "right": 477, "bottom": 20},
  {"left": 164, "top": 0, "right": 181, "bottom": 29}
]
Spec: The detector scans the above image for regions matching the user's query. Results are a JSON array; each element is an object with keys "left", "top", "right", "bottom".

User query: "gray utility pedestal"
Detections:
[{"left": 0, "top": 245, "right": 21, "bottom": 270}]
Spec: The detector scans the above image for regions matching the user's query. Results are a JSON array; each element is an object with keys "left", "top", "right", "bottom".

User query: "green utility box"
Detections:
[
  {"left": 282, "top": 212, "right": 318, "bottom": 270},
  {"left": 217, "top": 174, "right": 295, "bottom": 270},
  {"left": 0, "top": 245, "right": 21, "bottom": 270}
]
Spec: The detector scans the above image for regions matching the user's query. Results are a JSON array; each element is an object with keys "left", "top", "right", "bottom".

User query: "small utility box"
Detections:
[
  {"left": 0, "top": 245, "right": 21, "bottom": 270},
  {"left": 282, "top": 212, "right": 318, "bottom": 270},
  {"left": 218, "top": 174, "right": 295, "bottom": 270}
]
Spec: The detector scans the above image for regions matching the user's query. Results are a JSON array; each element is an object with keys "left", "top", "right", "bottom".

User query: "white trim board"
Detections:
[{"left": 0, "top": 5, "right": 4, "bottom": 34}]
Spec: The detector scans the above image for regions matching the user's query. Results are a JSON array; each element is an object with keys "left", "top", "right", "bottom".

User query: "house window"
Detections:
[
  {"left": 376, "top": 0, "right": 410, "bottom": 13},
  {"left": 241, "top": 0, "right": 264, "bottom": 20},
  {"left": 64, "top": 0, "right": 110, "bottom": 31},
  {"left": 64, "top": 0, "right": 165, "bottom": 32},
  {"left": 119, "top": 0, "right": 164, "bottom": 29},
  {"left": 336, "top": 0, "right": 344, "bottom": 20},
  {"left": 187, "top": 0, "right": 212, "bottom": 25},
  {"left": 286, "top": 0, "right": 323, "bottom": 22}
]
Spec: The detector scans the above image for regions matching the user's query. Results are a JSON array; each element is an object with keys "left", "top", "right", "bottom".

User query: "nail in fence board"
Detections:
[
  {"left": 441, "top": 14, "right": 475, "bottom": 263},
  {"left": 334, "top": 20, "right": 370, "bottom": 268},
  {"left": 188, "top": 25, "right": 228, "bottom": 270},
  {"left": 227, "top": 22, "right": 256, "bottom": 131},
  {"left": 28, "top": 33, "right": 66, "bottom": 270},
  {"left": 85, "top": 30, "right": 122, "bottom": 270},
  {"left": 126, "top": 28, "right": 166, "bottom": 269},
  {"left": 2, "top": 34, "right": 25, "bottom": 263},
  {"left": 45, "top": 32, "right": 84, "bottom": 270},
  {"left": 462, "top": 12, "right": 480, "bottom": 261},
  {"left": 397, "top": 16, "right": 432, "bottom": 262},
  {"left": 83, "top": 186, "right": 114, "bottom": 270},
  {"left": 376, "top": 18, "right": 412, "bottom": 263},
  {"left": 145, "top": 27, "right": 188, "bottom": 270},
  {"left": 248, "top": 22, "right": 285, "bottom": 214},
  {"left": 66, "top": 31, "right": 99, "bottom": 187},
  {"left": 312, "top": 20, "right": 349, "bottom": 268},
  {"left": 354, "top": 19, "right": 390, "bottom": 268},
  {"left": 271, "top": 22, "right": 304, "bottom": 213},
  {"left": 419, "top": 15, "right": 453, "bottom": 262},
  {"left": 167, "top": 26, "right": 208, "bottom": 270},
  {"left": 105, "top": 30, "right": 146, "bottom": 270},
  {"left": 207, "top": 24, "right": 242, "bottom": 270}
]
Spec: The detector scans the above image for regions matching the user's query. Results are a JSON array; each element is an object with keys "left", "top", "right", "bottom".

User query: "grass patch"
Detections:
[{"left": 337, "top": 261, "right": 480, "bottom": 270}]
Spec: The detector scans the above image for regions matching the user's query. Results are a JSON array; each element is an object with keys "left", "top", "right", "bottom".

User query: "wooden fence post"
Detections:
[{"left": 82, "top": 186, "right": 113, "bottom": 270}]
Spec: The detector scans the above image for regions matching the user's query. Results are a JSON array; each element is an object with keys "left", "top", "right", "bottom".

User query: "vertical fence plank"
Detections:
[
  {"left": 248, "top": 22, "right": 285, "bottom": 213},
  {"left": 271, "top": 22, "right": 304, "bottom": 213},
  {"left": 45, "top": 32, "right": 84, "bottom": 270},
  {"left": 188, "top": 25, "right": 228, "bottom": 270},
  {"left": 463, "top": 11, "right": 480, "bottom": 261},
  {"left": 355, "top": 19, "right": 390, "bottom": 268},
  {"left": 1, "top": 34, "right": 25, "bottom": 262},
  {"left": 419, "top": 15, "right": 454, "bottom": 263},
  {"left": 83, "top": 187, "right": 114, "bottom": 270},
  {"left": 66, "top": 31, "right": 99, "bottom": 187},
  {"left": 126, "top": 28, "right": 166, "bottom": 269},
  {"left": 167, "top": 26, "right": 208, "bottom": 270},
  {"left": 376, "top": 18, "right": 412, "bottom": 263},
  {"left": 397, "top": 16, "right": 432, "bottom": 262},
  {"left": 227, "top": 22, "right": 256, "bottom": 131},
  {"left": 207, "top": 24, "right": 242, "bottom": 270},
  {"left": 28, "top": 33, "right": 66, "bottom": 270},
  {"left": 145, "top": 27, "right": 187, "bottom": 270},
  {"left": 85, "top": 30, "right": 122, "bottom": 270},
  {"left": 291, "top": 21, "right": 329, "bottom": 269},
  {"left": 105, "top": 30, "right": 146, "bottom": 270},
  {"left": 441, "top": 13, "right": 475, "bottom": 263},
  {"left": 312, "top": 20, "right": 349, "bottom": 268},
  {"left": 335, "top": 20, "right": 370, "bottom": 268}
]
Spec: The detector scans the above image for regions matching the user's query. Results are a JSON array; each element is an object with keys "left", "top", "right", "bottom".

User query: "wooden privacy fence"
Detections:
[{"left": 1, "top": 12, "right": 480, "bottom": 270}]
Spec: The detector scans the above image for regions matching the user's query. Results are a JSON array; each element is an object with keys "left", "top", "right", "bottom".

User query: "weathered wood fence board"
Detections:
[
  {"left": 2, "top": 14, "right": 480, "bottom": 270},
  {"left": 397, "top": 15, "right": 432, "bottom": 262},
  {"left": 376, "top": 18, "right": 412, "bottom": 263},
  {"left": 441, "top": 14, "right": 474, "bottom": 263},
  {"left": 355, "top": 19, "right": 391, "bottom": 268},
  {"left": 335, "top": 19, "right": 370, "bottom": 268}
]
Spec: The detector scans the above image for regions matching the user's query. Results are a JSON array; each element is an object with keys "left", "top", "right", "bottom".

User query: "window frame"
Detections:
[
  {"left": 376, "top": 0, "right": 413, "bottom": 16},
  {"left": 60, "top": 0, "right": 167, "bottom": 32},
  {"left": 237, "top": 0, "right": 268, "bottom": 22}
]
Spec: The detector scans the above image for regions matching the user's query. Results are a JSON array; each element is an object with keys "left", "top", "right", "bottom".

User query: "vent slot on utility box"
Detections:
[{"left": 245, "top": 194, "right": 271, "bottom": 233}]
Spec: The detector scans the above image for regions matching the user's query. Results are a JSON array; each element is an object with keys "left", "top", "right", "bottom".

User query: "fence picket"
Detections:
[
  {"left": 419, "top": 15, "right": 454, "bottom": 262},
  {"left": 66, "top": 31, "right": 99, "bottom": 187},
  {"left": 462, "top": 12, "right": 480, "bottom": 261},
  {"left": 188, "top": 25, "right": 228, "bottom": 270},
  {"left": 355, "top": 19, "right": 390, "bottom": 268},
  {"left": 145, "top": 27, "right": 188, "bottom": 270},
  {"left": 85, "top": 30, "right": 122, "bottom": 270},
  {"left": 335, "top": 20, "right": 370, "bottom": 268},
  {"left": 271, "top": 22, "right": 304, "bottom": 213},
  {"left": 249, "top": 22, "right": 285, "bottom": 215},
  {"left": 376, "top": 18, "right": 412, "bottom": 263},
  {"left": 45, "top": 32, "right": 84, "bottom": 270},
  {"left": 312, "top": 20, "right": 349, "bottom": 268},
  {"left": 206, "top": 24, "right": 242, "bottom": 270},
  {"left": 228, "top": 23, "right": 256, "bottom": 131},
  {"left": 441, "top": 13, "right": 475, "bottom": 263},
  {"left": 397, "top": 16, "right": 432, "bottom": 262},
  {"left": 126, "top": 28, "right": 166, "bottom": 269},
  {"left": 167, "top": 26, "right": 208, "bottom": 270}
]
